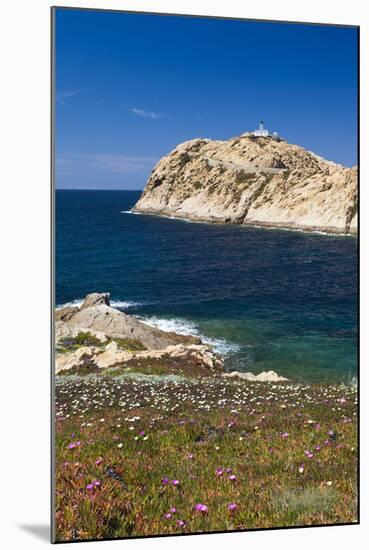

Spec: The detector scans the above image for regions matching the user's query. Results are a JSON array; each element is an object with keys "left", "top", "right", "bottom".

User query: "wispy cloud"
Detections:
[
  {"left": 85, "top": 154, "right": 157, "bottom": 173},
  {"left": 56, "top": 90, "right": 80, "bottom": 106},
  {"left": 131, "top": 107, "right": 166, "bottom": 120},
  {"left": 56, "top": 153, "right": 157, "bottom": 174}
]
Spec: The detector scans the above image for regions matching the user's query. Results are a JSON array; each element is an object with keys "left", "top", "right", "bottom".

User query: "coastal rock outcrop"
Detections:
[
  {"left": 55, "top": 293, "right": 288, "bottom": 381},
  {"left": 94, "top": 341, "right": 223, "bottom": 372},
  {"left": 56, "top": 346, "right": 98, "bottom": 373},
  {"left": 133, "top": 134, "right": 357, "bottom": 234},
  {"left": 55, "top": 293, "right": 223, "bottom": 375},
  {"left": 55, "top": 320, "right": 109, "bottom": 343},
  {"left": 56, "top": 341, "right": 223, "bottom": 375},
  {"left": 56, "top": 293, "right": 200, "bottom": 350},
  {"left": 55, "top": 306, "right": 79, "bottom": 322},
  {"left": 80, "top": 292, "right": 110, "bottom": 309},
  {"left": 223, "top": 370, "right": 288, "bottom": 382}
]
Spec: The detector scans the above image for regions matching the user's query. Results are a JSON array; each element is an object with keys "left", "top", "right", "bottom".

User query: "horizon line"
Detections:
[{"left": 56, "top": 188, "right": 143, "bottom": 191}]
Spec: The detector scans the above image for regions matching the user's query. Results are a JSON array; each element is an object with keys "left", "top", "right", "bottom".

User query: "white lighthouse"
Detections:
[{"left": 253, "top": 120, "right": 270, "bottom": 137}]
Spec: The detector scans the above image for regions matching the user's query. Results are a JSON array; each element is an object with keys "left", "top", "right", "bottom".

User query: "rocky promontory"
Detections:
[
  {"left": 55, "top": 293, "right": 223, "bottom": 376},
  {"left": 55, "top": 292, "right": 288, "bottom": 382},
  {"left": 133, "top": 133, "right": 357, "bottom": 234}
]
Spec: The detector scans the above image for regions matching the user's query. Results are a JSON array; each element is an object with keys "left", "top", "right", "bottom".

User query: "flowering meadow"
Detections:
[{"left": 55, "top": 373, "right": 357, "bottom": 541}]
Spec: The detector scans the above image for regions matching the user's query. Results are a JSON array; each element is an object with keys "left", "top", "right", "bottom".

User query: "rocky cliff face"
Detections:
[{"left": 133, "top": 134, "right": 357, "bottom": 234}]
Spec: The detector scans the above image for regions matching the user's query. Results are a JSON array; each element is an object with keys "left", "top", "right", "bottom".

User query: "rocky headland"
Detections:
[
  {"left": 55, "top": 292, "right": 286, "bottom": 382},
  {"left": 55, "top": 292, "right": 223, "bottom": 376},
  {"left": 133, "top": 133, "right": 357, "bottom": 234}
]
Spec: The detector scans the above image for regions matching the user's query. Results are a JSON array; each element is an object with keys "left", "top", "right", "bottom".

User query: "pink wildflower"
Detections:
[{"left": 194, "top": 503, "right": 208, "bottom": 513}]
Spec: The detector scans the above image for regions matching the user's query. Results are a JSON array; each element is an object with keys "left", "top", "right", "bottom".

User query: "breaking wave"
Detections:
[
  {"left": 140, "top": 315, "right": 240, "bottom": 356},
  {"left": 56, "top": 298, "right": 142, "bottom": 310}
]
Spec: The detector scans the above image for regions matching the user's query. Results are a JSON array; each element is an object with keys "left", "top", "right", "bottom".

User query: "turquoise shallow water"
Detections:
[{"left": 56, "top": 190, "right": 358, "bottom": 384}]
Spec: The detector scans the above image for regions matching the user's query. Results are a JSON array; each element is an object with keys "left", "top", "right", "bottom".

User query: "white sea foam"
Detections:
[
  {"left": 140, "top": 315, "right": 240, "bottom": 355},
  {"left": 120, "top": 210, "right": 146, "bottom": 216},
  {"left": 56, "top": 298, "right": 141, "bottom": 310},
  {"left": 111, "top": 300, "right": 142, "bottom": 309},
  {"left": 56, "top": 298, "right": 84, "bottom": 309}
]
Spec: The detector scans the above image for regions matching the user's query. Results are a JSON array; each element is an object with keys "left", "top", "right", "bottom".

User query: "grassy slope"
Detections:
[{"left": 55, "top": 373, "right": 357, "bottom": 541}]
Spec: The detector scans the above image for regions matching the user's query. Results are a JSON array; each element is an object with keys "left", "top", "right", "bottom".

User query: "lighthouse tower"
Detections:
[{"left": 253, "top": 120, "right": 270, "bottom": 137}]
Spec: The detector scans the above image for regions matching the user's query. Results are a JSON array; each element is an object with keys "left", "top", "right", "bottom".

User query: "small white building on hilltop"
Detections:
[
  {"left": 253, "top": 120, "right": 269, "bottom": 137},
  {"left": 252, "top": 121, "right": 279, "bottom": 139}
]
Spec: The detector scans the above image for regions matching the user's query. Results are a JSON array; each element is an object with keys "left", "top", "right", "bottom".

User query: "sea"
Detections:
[{"left": 56, "top": 190, "right": 358, "bottom": 385}]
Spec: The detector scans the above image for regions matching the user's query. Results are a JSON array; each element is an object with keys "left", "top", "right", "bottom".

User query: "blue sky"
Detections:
[{"left": 55, "top": 9, "right": 358, "bottom": 190}]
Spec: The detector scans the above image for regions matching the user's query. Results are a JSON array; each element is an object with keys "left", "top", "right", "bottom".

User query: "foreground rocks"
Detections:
[
  {"left": 223, "top": 370, "right": 288, "bottom": 382},
  {"left": 133, "top": 133, "right": 357, "bottom": 234},
  {"left": 57, "top": 293, "right": 200, "bottom": 350},
  {"left": 55, "top": 292, "right": 289, "bottom": 381},
  {"left": 55, "top": 320, "right": 109, "bottom": 343},
  {"left": 55, "top": 293, "right": 223, "bottom": 376},
  {"left": 56, "top": 341, "right": 223, "bottom": 376}
]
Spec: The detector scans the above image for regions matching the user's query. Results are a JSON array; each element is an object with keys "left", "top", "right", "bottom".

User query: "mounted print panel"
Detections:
[{"left": 52, "top": 7, "right": 359, "bottom": 543}]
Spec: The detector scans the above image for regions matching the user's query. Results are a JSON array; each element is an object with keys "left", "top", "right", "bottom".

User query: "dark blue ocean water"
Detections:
[{"left": 56, "top": 190, "right": 358, "bottom": 384}]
